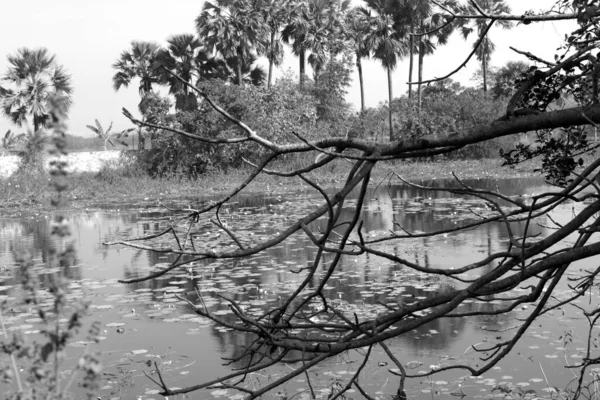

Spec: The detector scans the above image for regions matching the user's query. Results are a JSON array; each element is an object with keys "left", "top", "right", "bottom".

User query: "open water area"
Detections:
[{"left": 1, "top": 176, "right": 599, "bottom": 399}]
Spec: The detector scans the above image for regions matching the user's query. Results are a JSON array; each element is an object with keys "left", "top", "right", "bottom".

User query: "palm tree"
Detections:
[
  {"left": 154, "top": 34, "right": 217, "bottom": 111},
  {"left": 214, "top": 53, "right": 267, "bottom": 86},
  {"left": 365, "top": 0, "right": 406, "bottom": 141},
  {"left": 112, "top": 41, "right": 161, "bottom": 96},
  {"left": 346, "top": 7, "right": 374, "bottom": 114},
  {"left": 0, "top": 48, "right": 73, "bottom": 132},
  {"left": 396, "top": 0, "right": 456, "bottom": 108},
  {"left": 289, "top": 0, "right": 351, "bottom": 87},
  {"left": 196, "top": 0, "right": 265, "bottom": 86},
  {"left": 256, "top": 0, "right": 289, "bottom": 89},
  {"left": 282, "top": 0, "right": 311, "bottom": 87},
  {"left": 112, "top": 41, "right": 161, "bottom": 149},
  {"left": 460, "top": 0, "right": 512, "bottom": 93}
]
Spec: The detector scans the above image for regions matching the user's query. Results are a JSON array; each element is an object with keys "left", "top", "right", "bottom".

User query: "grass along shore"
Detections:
[{"left": 0, "top": 156, "right": 543, "bottom": 212}]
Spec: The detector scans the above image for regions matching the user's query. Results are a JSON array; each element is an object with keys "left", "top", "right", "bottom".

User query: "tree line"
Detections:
[{"left": 0, "top": 0, "right": 516, "bottom": 159}]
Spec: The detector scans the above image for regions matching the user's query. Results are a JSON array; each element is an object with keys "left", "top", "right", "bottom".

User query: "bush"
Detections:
[
  {"left": 392, "top": 83, "right": 513, "bottom": 159},
  {"left": 138, "top": 75, "right": 330, "bottom": 177}
]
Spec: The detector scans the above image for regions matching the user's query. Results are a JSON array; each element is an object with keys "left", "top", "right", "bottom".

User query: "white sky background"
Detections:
[{"left": 0, "top": 0, "right": 575, "bottom": 137}]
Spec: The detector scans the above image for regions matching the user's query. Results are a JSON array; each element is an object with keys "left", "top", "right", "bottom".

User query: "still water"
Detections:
[{"left": 0, "top": 177, "right": 596, "bottom": 399}]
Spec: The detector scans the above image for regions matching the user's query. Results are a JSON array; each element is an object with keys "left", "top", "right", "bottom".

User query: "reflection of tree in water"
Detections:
[{"left": 6, "top": 218, "right": 83, "bottom": 283}]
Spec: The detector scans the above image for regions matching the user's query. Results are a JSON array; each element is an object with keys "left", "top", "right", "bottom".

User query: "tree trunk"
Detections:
[
  {"left": 268, "top": 31, "right": 275, "bottom": 89},
  {"left": 417, "top": 39, "right": 424, "bottom": 112},
  {"left": 482, "top": 40, "right": 488, "bottom": 93},
  {"left": 387, "top": 67, "right": 394, "bottom": 142},
  {"left": 138, "top": 126, "right": 145, "bottom": 151},
  {"left": 299, "top": 48, "right": 306, "bottom": 87},
  {"left": 357, "top": 54, "right": 365, "bottom": 114},
  {"left": 237, "top": 50, "right": 243, "bottom": 86},
  {"left": 408, "top": 22, "right": 415, "bottom": 100}
]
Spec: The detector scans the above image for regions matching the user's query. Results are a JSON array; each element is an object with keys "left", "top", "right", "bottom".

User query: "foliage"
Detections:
[
  {"left": 154, "top": 33, "right": 212, "bottom": 111},
  {"left": 1, "top": 129, "right": 24, "bottom": 155},
  {"left": 490, "top": 60, "right": 531, "bottom": 99},
  {"left": 195, "top": 0, "right": 265, "bottom": 86},
  {"left": 0, "top": 48, "right": 73, "bottom": 132},
  {"left": 501, "top": 125, "right": 590, "bottom": 185},
  {"left": 459, "top": 0, "right": 513, "bottom": 92},
  {"left": 131, "top": 74, "right": 332, "bottom": 177},
  {"left": 390, "top": 80, "right": 511, "bottom": 158},
  {"left": 310, "top": 51, "right": 354, "bottom": 122},
  {"left": 85, "top": 119, "right": 128, "bottom": 151},
  {"left": 112, "top": 41, "right": 161, "bottom": 95},
  {"left": 0, "top": 97, "right": 100, "bottom": 399},
  {"left": 16, "top": 129, "right": 49, "bottom": 173}
]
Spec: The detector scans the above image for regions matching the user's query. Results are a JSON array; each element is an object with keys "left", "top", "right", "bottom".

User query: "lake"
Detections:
[{"left": 0, "top": 176, "right": 597, "bottom": 399}]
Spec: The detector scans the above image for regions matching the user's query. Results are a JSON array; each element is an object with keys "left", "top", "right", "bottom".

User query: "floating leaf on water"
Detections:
[
  {"left": 406, "top": 361, "right": 423, "bottom": 369},
  {"left": 92, "top": 305, "right": 113, "bottom": 310},
  {"left": 106, "top": 322, "right": 126, "bottom": 327}
]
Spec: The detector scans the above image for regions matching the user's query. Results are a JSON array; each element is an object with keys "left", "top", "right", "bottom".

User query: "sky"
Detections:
[{"left": 0, "top": 0, "right": 576, "bottom": 137}]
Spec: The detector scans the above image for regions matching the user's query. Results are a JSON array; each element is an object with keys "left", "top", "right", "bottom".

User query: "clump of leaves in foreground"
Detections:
[
  {"left": 501, "top": 125, "right": 591, "bottom": 186},
  {"left": 0, "top": 96, "right": 101, "bottom": 399}
]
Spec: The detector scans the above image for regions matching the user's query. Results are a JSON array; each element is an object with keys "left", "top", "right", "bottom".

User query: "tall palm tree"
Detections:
[
  {"left": 155, "top": 34, "right": 218, "bottom": 111},
  {"left": 112, "top": 41, "right": 161, "bottom": 96},
  {"left": 396, "top": 0, "right": 456, "bottom": 108},
  {"left": 0, "top": 48, "right": 73, "bottom": 132},
  {"left": 282, "top": 0, "right": 311, "bottom": 87},
  {"left": 416, "top": 3, "right": 456, "bottom": 110},
  {"left": 196, "top": 0, "right": 265, "bottom": 86},
  {"left": 346, "top": 7, "right": 374, "bottom": 114},
  {"left": 460, "top": 0, "right": 512, "bottom": 93},
  {"left": 397, "top": 0, "right": 427, "bottom": 100},
  {"left": 311, "top": 0, "right": 351, "bottom": 78},
  {"left": 256, "top": 0, "right": 289, "bottom": 89},
  {"left": 112, "top": 41, "right": 161, "bottom": 149},
  {"left": 365, "top": 0, "right": 406, "bottom": 141},
  {"left": 214, "top": 53, "right": 267, "bottom": 86}
]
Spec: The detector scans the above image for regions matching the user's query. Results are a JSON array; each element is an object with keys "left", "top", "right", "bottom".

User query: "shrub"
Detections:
[{"left": 392, "top": 83, "right": 513, "bottom": 159}]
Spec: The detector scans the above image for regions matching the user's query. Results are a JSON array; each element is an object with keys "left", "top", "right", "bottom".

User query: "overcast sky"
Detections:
[{"left": 0, "top": 0, "right": 574, "bottom": 137}]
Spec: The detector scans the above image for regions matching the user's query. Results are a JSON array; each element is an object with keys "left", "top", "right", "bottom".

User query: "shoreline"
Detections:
[{"left": 0, "top": 153, "right": 544, "bottom": 213}]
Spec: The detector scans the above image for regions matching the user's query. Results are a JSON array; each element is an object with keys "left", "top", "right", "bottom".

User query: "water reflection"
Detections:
[{"left": 0, "top": 177, "right": 581, "bottom": 398}]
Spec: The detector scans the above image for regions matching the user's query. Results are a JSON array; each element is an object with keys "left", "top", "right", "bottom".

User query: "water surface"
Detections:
[{"left": 0, "top": 177, "right": 595, "bottom": 399}]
